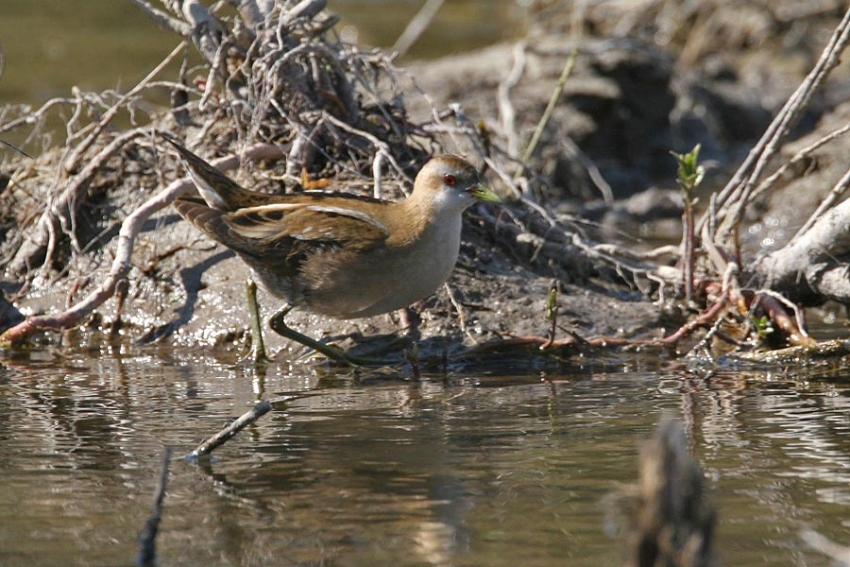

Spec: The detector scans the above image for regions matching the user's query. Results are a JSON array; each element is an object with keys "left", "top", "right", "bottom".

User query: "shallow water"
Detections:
[{"left": 1, "top": 349, "right": 849, "bottom": 566}]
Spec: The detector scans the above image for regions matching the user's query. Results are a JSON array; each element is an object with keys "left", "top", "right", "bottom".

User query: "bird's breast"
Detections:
[{"left": 301, "top": 214, "right": 463, "bottom": 319}]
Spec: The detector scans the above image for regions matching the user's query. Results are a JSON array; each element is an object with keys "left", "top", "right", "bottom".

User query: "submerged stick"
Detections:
[
  {"left": 136, "top": 448, "right": 172, "bottom": 567},
  {"left": 186, "top": 400, "right": 273, "bottom": 460}
]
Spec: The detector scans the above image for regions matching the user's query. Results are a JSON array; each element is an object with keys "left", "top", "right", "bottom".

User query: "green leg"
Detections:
[
  {"left": 268, "top": 306, "right": 374, "bottom": 367},
  {"left": 246, "top": 279, "right": 270, "bottom": 365}
]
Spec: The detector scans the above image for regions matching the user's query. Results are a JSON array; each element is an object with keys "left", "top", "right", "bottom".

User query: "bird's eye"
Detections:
[{"left": 443, "top": 174, "right": 457, "bottom": 186}]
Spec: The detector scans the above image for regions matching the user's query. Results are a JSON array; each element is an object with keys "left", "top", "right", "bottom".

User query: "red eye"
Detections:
[{"left": 443, "top": 174, "right": 457, "bottom": 186}]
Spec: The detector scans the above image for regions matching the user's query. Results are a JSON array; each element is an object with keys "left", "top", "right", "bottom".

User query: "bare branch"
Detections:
[
  {"left": 792, "top": 164, "right": 850, "bottom": 241},
  {"left": 0, "top": 137, "right": 287, "bottom": 346},
  {"left": 705, "top": 6, "right": 850, "bottom": 244},
  {"left": 187, "top": 400, "right": 272, "bottom": 460},
  {"left": 128, "top": 0, "right": 192, "bottom": 37},
  {"left": 392, "top": 0, "right": 445, "bottom": 58},
  {"left": 64, "top": 43, "right": 185, "bottom": 173},
  {"left": 752, "top": 195, "right": 850, "bottom": 305},
  {"left": 8, "top": 128, "right": 149, "bottom": 276}
]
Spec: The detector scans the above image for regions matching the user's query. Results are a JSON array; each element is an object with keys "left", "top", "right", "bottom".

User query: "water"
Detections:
[
  {"left": 5, "top": 3, "right": 849, "bottom": 562},
  {"left": 1, "top": 349, "right": 849, "bottom": 566},
  {"left": 0, "top": 0, "right": 520, "bottom": 105}
]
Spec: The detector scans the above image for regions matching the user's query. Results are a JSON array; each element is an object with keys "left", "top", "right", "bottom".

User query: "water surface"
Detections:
[{"left": 1, "top": 349, "right": 848, "bottom": 566}]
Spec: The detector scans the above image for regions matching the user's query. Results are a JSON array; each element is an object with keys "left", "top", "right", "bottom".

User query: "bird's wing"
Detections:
[{"left": 224, "top": 201, "right": 390, "bottom": 256}]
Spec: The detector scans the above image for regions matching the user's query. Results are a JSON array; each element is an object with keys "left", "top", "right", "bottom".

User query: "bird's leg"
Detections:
[
  {"left": 246, "top": 279, "right": 270, "bottom": 365},
  {"left": 398, "top": 307, "right": 421, "bottom": 342},
  {"left": 268, "top": 306, "right": 368, "bottom": 367}
]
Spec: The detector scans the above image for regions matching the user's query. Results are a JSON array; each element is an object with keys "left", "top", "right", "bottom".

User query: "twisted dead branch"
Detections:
[
  {"left": 0, "top": 137, "right": 285, "bottom": 347},
  {"left": 8, "top": 129, "right": 148, "bottom": 276}
]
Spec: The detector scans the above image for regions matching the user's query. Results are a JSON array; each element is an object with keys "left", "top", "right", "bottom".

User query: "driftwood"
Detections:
[{"left": 753, "top": 195, "right": 850, "bottom": 306}]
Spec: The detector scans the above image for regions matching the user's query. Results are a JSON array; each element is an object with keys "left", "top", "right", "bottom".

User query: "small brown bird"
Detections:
[{"left": 164, "top": 134, "right": 500, "bottom": 364}]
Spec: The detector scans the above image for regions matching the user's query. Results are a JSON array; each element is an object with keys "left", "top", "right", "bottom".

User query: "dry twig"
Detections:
[{"left": 187, "top": 400, "right": 272, "bottom": 460}]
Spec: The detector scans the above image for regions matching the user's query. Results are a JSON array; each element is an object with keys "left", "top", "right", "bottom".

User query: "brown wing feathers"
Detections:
[{"left": 167, "top": 134, "right": 391, "bottom": 267}]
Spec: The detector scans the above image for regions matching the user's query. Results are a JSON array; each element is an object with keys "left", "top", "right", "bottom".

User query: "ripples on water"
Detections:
[{"left": 1, "top": 349, "right": 848, "bottom": 567}]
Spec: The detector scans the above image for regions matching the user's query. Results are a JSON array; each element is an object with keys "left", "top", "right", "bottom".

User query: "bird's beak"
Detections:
[{"left": 467, "top": 184, "right": 502, "bottom": 203}]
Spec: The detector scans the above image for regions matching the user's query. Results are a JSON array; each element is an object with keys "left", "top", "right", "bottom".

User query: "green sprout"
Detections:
[
  {"left": 671, "top": 144, "right": 705, "bottom": 205},
  {"left": 751, "top": 315, "right": 775, "bottom": 341},
  {"left": 671, "top": 144, "right": 705, "bottom": 305}
]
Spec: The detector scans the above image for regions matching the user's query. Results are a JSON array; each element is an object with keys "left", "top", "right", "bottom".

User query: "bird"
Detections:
[{"left": 163, "top": 134, "right": 501, "bottom": 364}]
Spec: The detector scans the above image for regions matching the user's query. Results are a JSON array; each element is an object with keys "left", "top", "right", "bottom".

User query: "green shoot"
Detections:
[{"left": 671, "top": 144, "right": 705, "bottom": 305}]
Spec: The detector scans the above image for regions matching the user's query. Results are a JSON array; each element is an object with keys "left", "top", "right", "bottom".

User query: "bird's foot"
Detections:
[{"left": 268, "top": 307, "right": 391, "bottom": 367}]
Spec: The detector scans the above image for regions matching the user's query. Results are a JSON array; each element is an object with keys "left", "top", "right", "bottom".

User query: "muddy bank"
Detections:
[{"left": 1, "top": 1, "right": 849, "bottom": 365}]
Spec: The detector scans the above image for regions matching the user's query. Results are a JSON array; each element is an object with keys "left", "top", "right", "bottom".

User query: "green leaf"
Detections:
[{"left": 670, "top": 144, "right": 705, "bottom": 199}]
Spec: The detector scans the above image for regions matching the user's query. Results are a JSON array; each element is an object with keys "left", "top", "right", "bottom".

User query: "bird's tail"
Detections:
[{"left": 162, "top": 132, "right": 253, "bottom": 211}]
